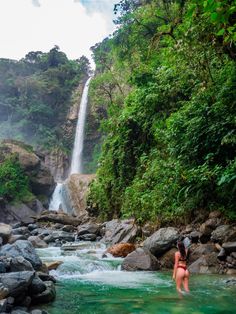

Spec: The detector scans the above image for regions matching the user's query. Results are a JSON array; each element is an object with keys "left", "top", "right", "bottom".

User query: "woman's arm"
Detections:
[{"left": 172, "top": 252, "right": 179, "bottom": 280}]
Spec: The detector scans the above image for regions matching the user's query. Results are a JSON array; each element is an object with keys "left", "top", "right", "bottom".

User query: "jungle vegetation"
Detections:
[{"left": 88, "top": 0, "right": 236, "bottom": 224}]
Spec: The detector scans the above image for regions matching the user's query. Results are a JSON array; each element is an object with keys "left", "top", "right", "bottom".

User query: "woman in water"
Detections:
[{"left": 172, "top": 240, "right": 190, "bottom": 294}]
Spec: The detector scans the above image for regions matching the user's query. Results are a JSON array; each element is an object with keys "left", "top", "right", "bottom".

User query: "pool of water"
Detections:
[{"left": 36, "top": 243, "right": 236, "bottom": 314}]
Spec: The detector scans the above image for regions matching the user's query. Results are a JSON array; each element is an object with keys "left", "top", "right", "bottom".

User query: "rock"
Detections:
[
  {"left": 28, "top": 224, "right": 38, "bottom": 232},
  {"left": 28, "top": 236, "right": 48, "bottom": 249},
  {"left": 77, "top": 223, "right": 101, "bottom": 236},
  {"left": 225, "top": 278, "right": 236, "bottom": 286},
  {"left": 121, "top": 248, "right": 160, "bottom": 271},
  {"left": 0, "top": 223, "right": 12, "bottom": 244},
  {"left": 188, "top": 253, "right": 219, "bottom": 274},
  {"left": 199, "top": 218, "right": 221, "bottom": 243},
  {"left": 0, "top": 271, "right": 34, "bottom": 298},
  {"left": 101, "top": 219, "right": 140, "bottom": 244},
  {"left": 37, "top": 212, "right": 82, "bottom": 227},
  {"left": 9, "top": 257, "right": 34, "bottom": 272},
  {"left": 189, "top": 231, "right": 201, "bottom": 243},
  {"left": 12, "top": 227, "right": 29, "bottom": 236},
  {"left": 226, "top": 269, "right": 236, "bottom": 275},
  {"left": 45, "top": 261, "right": 63, "bottom": 271},
  {"left": 0, "top": 240, "right": 42, "bottom": 270},
  {"left": 211, "top": 225, "right": 236, "bottom": 244},
  {"left": 11, "top": 309, "right": 29, "bottom": 314},
  {"left": 43, "top": 231, "right": 74, "bottom": 244},
  {"left": 8, "top": 235, "right": 28, "bottom": 244},
  {"left": 29, "top": 275, "right": 47, "bottom": 295},
  {"left": 0, "top": 298, "right": 7, "bottom": 312},
  {"left": 65, "top": 174, "right": 95, "bottom": 216},
  {"left": 31, "top": 309, "right": 49, "bottom": 314},
  {"left": 0, "top": 262, "right": 6, "bottom": 273},
  {"left": 30, "top": 165, "right": 55, "bottom": 197},
  {"left": 141, "top": 223, "right": 156, "bottom": 237},
  {"left": 77, "top": 234, "right": 97, "bottom": 241},
  {"left": 188, "top": 243, "right": 217, "bottom": 264},
  {"left": 61, "top": 225, "right": 75, "bottom": 233},
  {"left": 143, "top": 227, "right": 179, "bottom": 257},
  {"left": 5, "top": 204, "right": 36, "bottom": 225},
  {"left": 0, "top": 283, "right": 9, "bottom": 299},
  {"left": 159, "top": 248, "right": 177, "bottom": 269},
  {"left": 222, "top": 242, "right": 236, "bottom": 254},
  {"left": 209, "top": 210, "right": 221, "bottom": 219},
  {"left": 106, "top": 243, "right": 136, "bottom": 258},
  {"left": 36, "top": 272, "right": 56, "bottom": 283},
  {"left": 0, "top": 237, "right": 2, "bottom": 246},
  {"left": 217, "top": 248, "right": 227, "bottom": 261},
  {"left": 31, "top": 281, "right": 56, "bottom": 304}
]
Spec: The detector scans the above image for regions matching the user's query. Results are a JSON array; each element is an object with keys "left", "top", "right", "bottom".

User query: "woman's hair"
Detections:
[{"left": 177, "top": 240, "right": 186, "bottom": 259}]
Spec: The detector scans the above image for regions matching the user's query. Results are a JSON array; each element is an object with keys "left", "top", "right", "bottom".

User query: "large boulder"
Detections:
[
  {"left": 101, "top": 219, "right": 140, "bottom": 244},
  {"left": 0, "top": 223, "right": 12, "bottom": 244},
  {"left": 159, "top": 248, "right": 177, "bottom": 269},
  {"left": 43, "top": 231, "right": 74, "bottom": 244},
  {"left": 0, "top": 240, "right": 42, "bottom": 270},
  {"left": 199, "top": 218, "right": 221, "bottom": 243},
  {"left": 188, "top": 253, "right": 220, "bottom": 274},
  {"left": 106, "top": 243, "right": 136, "bottom": 258},
  {"left": 188, "top": 243, "right": 217, "bottom": 264},
  {"left": 0, "top": 271, "right": 35, "bottom": 298},
  {"left": 30, "top": 165, "right": 55, "bottom": 197},
  {"left": 27, "top": 237, "right": 48, "bottom": 249},
  {"left": 211, "top": 225, "right": 236, "bottom": 244},
  {"left": 121, "top": 248, "right": 160, "bottom": 271},
  {"left": 31, "top": 281, "right": 56, "bottom": 304},
  {"left": 222, "top": 242, "right": 236, "bottom": 254},
  {"left": 143, "top": 227, "right": 179, "bottom": 257},
  {"left": 9, "top": 257, "right": 34, "bottom": 272}
]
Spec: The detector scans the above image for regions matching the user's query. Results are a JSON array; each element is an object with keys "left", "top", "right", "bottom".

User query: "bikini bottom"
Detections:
[{"left": 177, "top": 265, "right": 187, "bottom": 271}]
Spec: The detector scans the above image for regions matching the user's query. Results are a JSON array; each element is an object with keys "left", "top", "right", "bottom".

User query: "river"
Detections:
[{"left": 36, "top": 242, "right": 236, "bottom": 314}]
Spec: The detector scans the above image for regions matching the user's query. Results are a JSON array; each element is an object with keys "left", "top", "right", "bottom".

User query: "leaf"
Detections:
[
  {"left": 216, "top": 29, "right": 225, "bottom": 36},
  {"left": 211, "top": 12, "right": 218, "bottom": 22}
]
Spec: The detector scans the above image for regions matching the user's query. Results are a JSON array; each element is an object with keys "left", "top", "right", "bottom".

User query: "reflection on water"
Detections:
[{"left": 37, "top": 242, "right": 236, "bottom": 314}]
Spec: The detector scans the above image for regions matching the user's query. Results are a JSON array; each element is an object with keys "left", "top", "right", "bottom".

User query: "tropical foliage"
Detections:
[{"left": 88, "top": 0, "right": 236, "bottom": 223}]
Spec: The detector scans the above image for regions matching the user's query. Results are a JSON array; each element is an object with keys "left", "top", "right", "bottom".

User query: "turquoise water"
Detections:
[{"left": 37, "top": 243, "right": 236, "bottom": 314}]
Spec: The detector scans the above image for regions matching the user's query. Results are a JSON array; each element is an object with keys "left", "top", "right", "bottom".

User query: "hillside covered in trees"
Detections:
[
  {"left": 0, "top": 46, "right": 90, "bottom": 151},
  {"left": 88, "top": 0, "right": 236, "bottom": 224}
]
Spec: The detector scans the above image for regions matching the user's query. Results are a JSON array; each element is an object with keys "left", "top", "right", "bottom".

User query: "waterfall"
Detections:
[
  {"left": 49, "top": 77, "right": 91, "bottom": 212},
  {"left": 70, "top": 77, "right": 91, "bottom": 175}
]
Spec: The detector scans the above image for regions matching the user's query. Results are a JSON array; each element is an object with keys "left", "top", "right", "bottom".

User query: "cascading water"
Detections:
[
  {"left": 70, "top": 77, "right": 92, "bottom": 175},
  {"left": 49, "top": 77, "right": 91, "bottom": 212}
]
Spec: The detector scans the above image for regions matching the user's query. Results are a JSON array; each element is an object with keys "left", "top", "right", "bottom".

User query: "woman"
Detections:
[{"left": 172, "top": 240, "right": 190, "bottom": 294}]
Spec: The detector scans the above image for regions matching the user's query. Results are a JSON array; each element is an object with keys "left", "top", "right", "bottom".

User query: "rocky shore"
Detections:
[{"left": 0, "top": 209, "right": 235, "bottom": 313}]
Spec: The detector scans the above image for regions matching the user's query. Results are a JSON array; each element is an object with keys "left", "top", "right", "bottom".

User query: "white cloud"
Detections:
[{"left": 0, "top": 0, "right": 116, "bottom": 63}]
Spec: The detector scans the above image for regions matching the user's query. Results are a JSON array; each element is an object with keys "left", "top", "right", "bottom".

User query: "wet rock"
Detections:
[
  {"left": 0, "top": 271, "right": 34, "bottom": 298},
  {"left": 36, "top": 272, "right": 56, "bottom": 283},
  {"left": 28, "top": 236, "right": 48, "bottom": 249},
  {"left": 12, "top": 227, "right": 30, "bottom": 236},
  {"left": 45, "top": 261, "right": 63, "bottom": 271},
  {"left": 77, "top": 234, "right": 97, "bottom": 241},
  {"left": 29, "top": 275, "right": 47, "bottom": 295},
  {"left": 0, "top": 298, "right": 7, "bottom": 312},
  {"left": 28, "top": 224, "right": 38, "bottom": 232},
  {"left": 143, "top": 227, "right": 179, "bottom": 257},
  {"left": 43, "top": 231, "right": 74, "bottom": 244},
  {"left": 61, "top": 225, "right": 75, "bottom": 233},
  {"left": 77, "top": 223, "right": 101, "bottom": 236},
  {"left": 9, "top": 257, "right": 34, "bottom": 272},
  {"left": 101, "top": 219, "right": 140, "bottom": 245},
  {"left": 106, "top": 243, "right": 136, "bottom": 258},
  {"left": 0, "top": 262, "right": 6, "bottom": 273},
  {"left": 31, "top": 281, "right": 56, "bottom": 304},
  {"left": 188, "top": 253, "right": 219, "bottom": 274},
  {"left": 121, "top": 248, "right": 160, "bottom": 271},
  {"left": 0, "top": 240, "right": 42, "bottom": 270},
  {"left": 159, "top": 248, "right": 177, "bottom": 269},
  {"left": 0, "top": 223, "right": 12, "bottom": 244}
]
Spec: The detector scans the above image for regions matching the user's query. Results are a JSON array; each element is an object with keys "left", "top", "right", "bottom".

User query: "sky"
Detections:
[{"left": 0, "top": 0, "right": 118, "bottom": 64}]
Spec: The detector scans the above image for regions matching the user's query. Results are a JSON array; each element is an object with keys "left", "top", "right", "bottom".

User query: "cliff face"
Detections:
[{"left": 0, "top": 140, "right": 55, "bottom": 224}]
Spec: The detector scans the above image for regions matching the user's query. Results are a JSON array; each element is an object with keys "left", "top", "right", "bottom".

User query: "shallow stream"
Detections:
[{"left": 37, "top": 242, "right": 236, "bottom": 314}]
